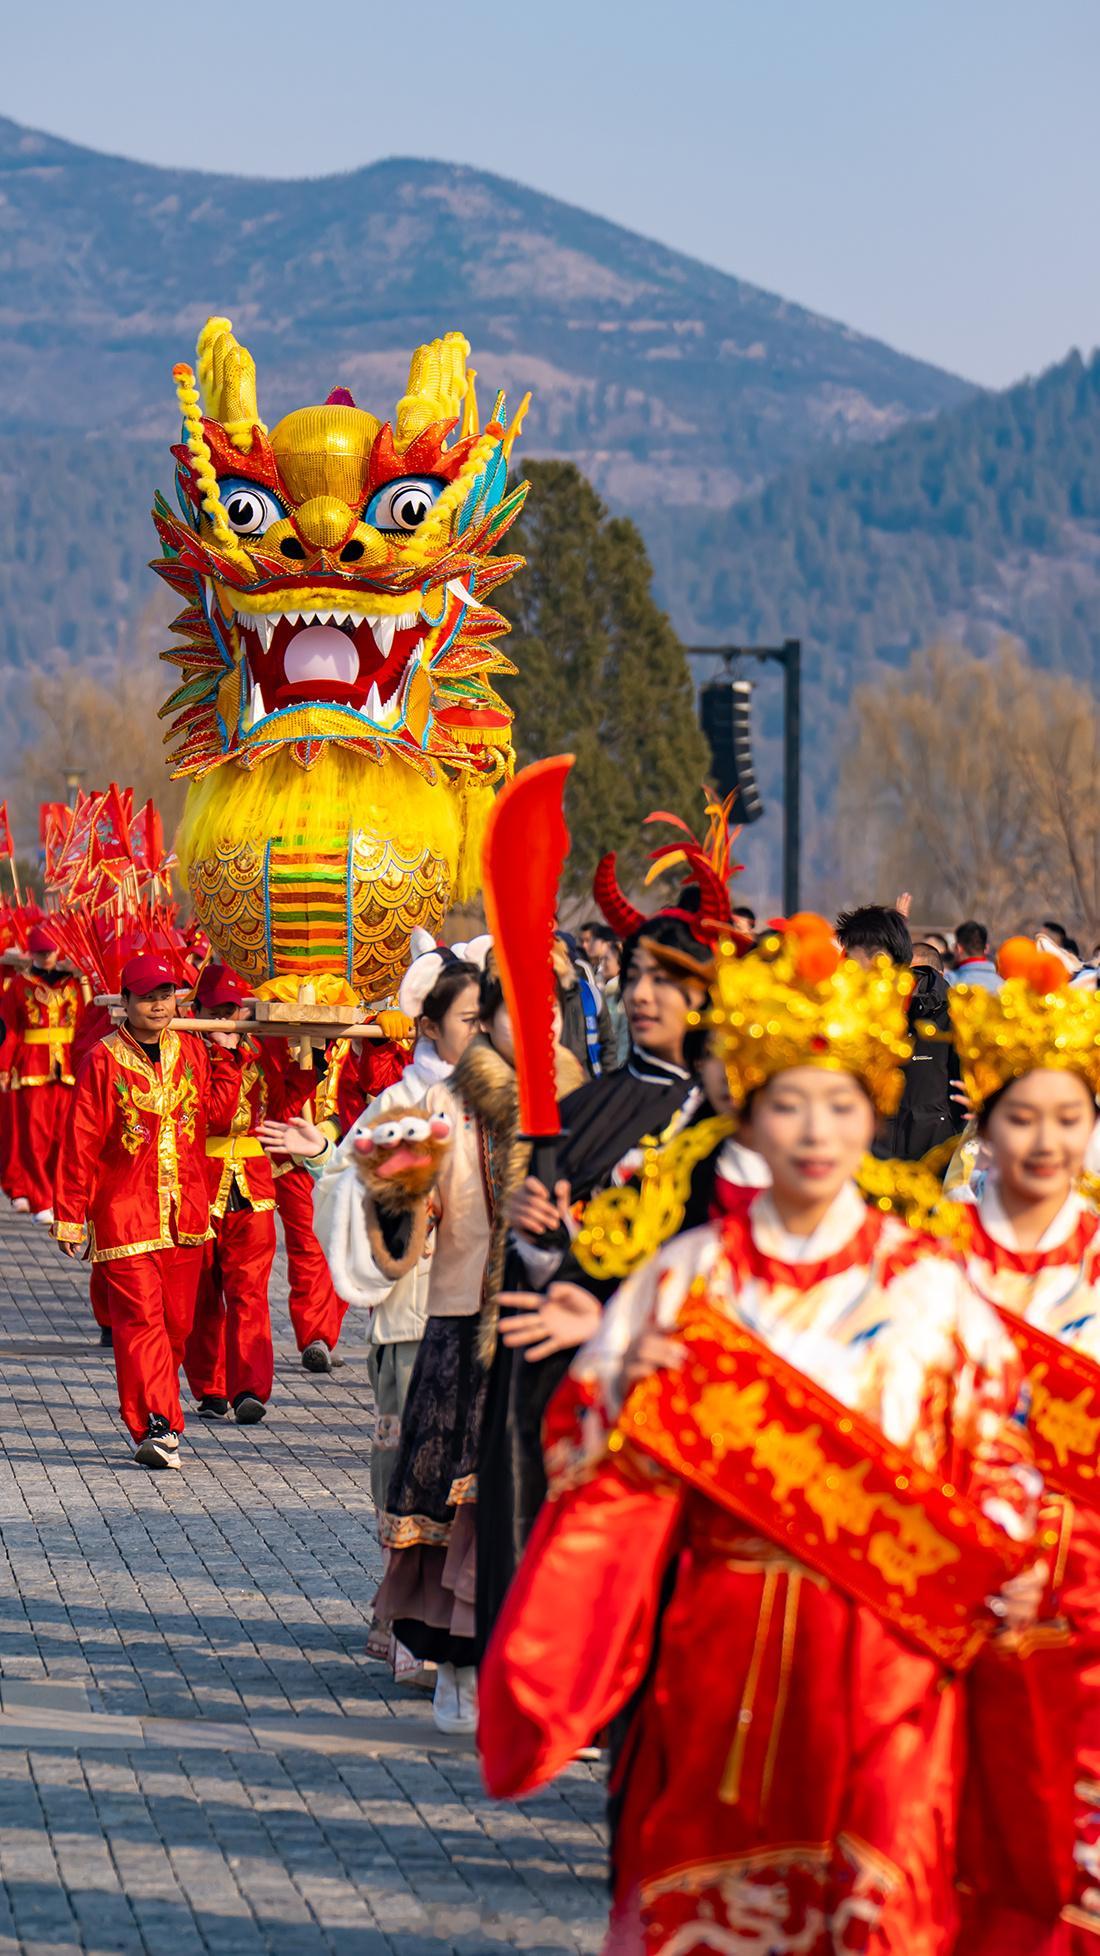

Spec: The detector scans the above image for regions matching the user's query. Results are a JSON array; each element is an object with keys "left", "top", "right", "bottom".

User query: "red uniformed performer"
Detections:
[
  {"left": 267, "top": 1018, "right": 412, "bottom": 1373},
  {"left": 183, "top": 966, "right": 311, "bottom": 1426},
  {"left": 0, "top": 924, "right": 85, "bottom": 1222},
  {"left": 267, "top": 1039, "right": 354, "bottom": 1374},
  {"left": 51, "top": 954, "right": 242, "bottom": 1471},
  {"left": 74, "top": 1003, "right": 118, "bottom": 1349},
  {"left": 0, "top": 959, "right": 21, "bottom": 1202}
]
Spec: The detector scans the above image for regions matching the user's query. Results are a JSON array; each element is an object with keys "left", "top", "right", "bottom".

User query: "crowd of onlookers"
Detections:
[{"left": 562, "top": 905, "right": 1100, "bottom": 1164}]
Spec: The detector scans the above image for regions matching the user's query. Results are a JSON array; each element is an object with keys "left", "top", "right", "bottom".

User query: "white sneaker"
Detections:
[
  {"left": 432, "top": 1662, "right": 458, "bottom": 1730},
  {"left": 133, "top": 1420, "right": 181, "bottom": 1471},
  {"left": 33, "top": 1208, "right": 54, "bottom": 1225},
  {"left": 11, "top": 1197, "right": 30, "bottom": 1214},
  {"left": 455, "top": 1665, "right": 478, "bottom": 1731},
  {"left": 432, "top": 1661, "right": 477, "bottom": 1734}
]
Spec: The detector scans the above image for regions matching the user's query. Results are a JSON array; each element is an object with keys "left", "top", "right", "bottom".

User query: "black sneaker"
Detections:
[
  {"left": 233, "top": 1393, "right": 266, "bottom": 1425},
  {"left": 133, "top": 1415, "right": 180, "bottom": 1471},
  {"left": 301, "top": 1340, "right": 332, "bottom": 1374},
  {"left": 98, "top": 1326, "right": 113, "bottom": 1348},
  {"left": 196, "top": 1395, "right": 229, "bottom": 1418}
]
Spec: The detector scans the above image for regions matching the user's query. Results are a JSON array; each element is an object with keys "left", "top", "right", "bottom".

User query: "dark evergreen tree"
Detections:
[{"left": 496, "top": 460, "right": 711, "bottom": 896}]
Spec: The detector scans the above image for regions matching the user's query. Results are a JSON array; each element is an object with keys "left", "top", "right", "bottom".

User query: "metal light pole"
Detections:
[{"left": 687, "top": 639, "right": 802, "bottom": 916}]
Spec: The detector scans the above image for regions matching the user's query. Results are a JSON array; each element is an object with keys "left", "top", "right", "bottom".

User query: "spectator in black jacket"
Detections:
[{"left": 835, "top": 905, "right": 965, "bottom": 1162}]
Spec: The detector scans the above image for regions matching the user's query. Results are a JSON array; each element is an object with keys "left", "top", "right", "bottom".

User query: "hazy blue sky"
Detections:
[{"left": 5, "top": 0, "right": 1097, "bottom": 387}]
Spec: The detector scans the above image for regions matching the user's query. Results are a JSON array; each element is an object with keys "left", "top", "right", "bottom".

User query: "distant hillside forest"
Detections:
[{"left": 659, "top": 349, "right": 1100, "bottom": 684}]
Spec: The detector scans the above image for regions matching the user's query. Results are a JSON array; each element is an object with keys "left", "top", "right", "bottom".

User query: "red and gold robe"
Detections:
[
  {"left": 480, "top": 1184, "right": 1037, "bottom": 1956},
  {"left": 52, "top": 1026, "right": 240, "bottom": 1258},
  {"left": 960, "top": 1182, "right": 1100, "bottom": 1953},
  {"left": 0, "top": 968, "right": 86, "bottom": 1213},
  {"left": 184, "top": 1038, "right": 315, "bottom": 1406}
]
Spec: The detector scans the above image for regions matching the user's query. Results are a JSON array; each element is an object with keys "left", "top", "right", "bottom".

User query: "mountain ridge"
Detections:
[{"left": 0, "top": 113, "right": 970, "bottom": 491}]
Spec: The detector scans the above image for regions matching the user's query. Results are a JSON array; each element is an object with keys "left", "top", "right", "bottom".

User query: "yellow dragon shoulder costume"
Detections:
[{"left": 152, "top": 321, "right": 529, "bottom": 999}]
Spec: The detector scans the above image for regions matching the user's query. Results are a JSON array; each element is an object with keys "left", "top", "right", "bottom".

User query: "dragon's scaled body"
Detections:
[{"left": 152, "top": 320, "right": 529, "bottom": 1000}]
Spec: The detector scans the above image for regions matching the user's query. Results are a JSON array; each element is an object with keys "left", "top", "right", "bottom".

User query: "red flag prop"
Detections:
[
  {"left": 0, "top": 803, "right": 13, "bottom": 861},
  {"left": 87, "top": 784, "right": 132, "bottom": 878},
  {"left": 41, "top": 804, "right": 70, "bottom": 883},
  {"left": 38, "top": 800, "right": 67, "bottom": 849},
  {"left": 130, "top": 800, "right": 170, "bottom": 889},
  {"left": 481, "top": 755, "right": 574, "bottom": 1169}
]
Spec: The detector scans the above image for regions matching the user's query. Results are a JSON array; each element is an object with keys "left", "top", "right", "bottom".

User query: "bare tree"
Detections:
[
  {"left": 837, "top": 640, "right": 1100, "bottom": 941},
  {"left": 8, "top": 592, "right": 188, "bottom": 853}
]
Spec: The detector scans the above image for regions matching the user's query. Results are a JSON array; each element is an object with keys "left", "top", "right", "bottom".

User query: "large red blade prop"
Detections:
[{"left": 482, "top": 754, "right": 574, "bottom": 1145}]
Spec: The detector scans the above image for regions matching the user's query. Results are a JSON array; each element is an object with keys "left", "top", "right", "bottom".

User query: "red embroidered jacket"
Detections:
[
  {"left": 204, "top": 1037, "right": 314, "bottom": 1218},
  {"left": 0, "top": 971, "right": 86, "bottom": 1089},
  {"left": 52, "top": 1026, "right": 241, "bottom": 1260}
]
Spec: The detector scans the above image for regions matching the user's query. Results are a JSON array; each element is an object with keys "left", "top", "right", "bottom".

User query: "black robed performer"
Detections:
[{"left": 474, "top": 836, "right": 743, "bottom": 1651}]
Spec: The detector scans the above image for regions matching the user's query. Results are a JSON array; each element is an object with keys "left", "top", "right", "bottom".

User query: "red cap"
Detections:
[
  {"left": 195, "top": 964, "right": 252, "bottom": 1010},
  {"left": 121, "top": 954, "right": 178, "bottom": 998},
  {"left": 27, "top": 925, "right": 56, "bottom": 957}
]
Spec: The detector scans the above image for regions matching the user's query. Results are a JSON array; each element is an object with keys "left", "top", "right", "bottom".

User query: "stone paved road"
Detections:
[{"left": 0, "top": 1208, "right": 607, "bottom": 1955}]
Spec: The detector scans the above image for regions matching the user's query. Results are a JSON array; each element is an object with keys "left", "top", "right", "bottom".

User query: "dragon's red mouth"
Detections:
[{"left": 234, "top": 608, "right": 426, "bottom": 729}]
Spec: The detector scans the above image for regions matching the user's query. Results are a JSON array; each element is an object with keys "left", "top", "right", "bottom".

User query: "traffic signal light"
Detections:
[{"left": 699, "top": 677, "right": 764, "bottom": 825}]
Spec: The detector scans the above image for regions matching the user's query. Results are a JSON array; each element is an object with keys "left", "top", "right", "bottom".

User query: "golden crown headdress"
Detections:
[
  {"left": 709, "top": 914, "right": 914, "bottom": 1116},
  {"left": 947, "top": 937, "right": 1100, "bottom": 1107}
]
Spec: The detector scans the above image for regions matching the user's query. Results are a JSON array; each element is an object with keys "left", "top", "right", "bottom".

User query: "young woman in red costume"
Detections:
[
  {"left": 479, "top": 916, "right": 1043, "bottom": 1956},
  {"left": 946, "top": 939, "right": 1100, "bottom": 1954}
]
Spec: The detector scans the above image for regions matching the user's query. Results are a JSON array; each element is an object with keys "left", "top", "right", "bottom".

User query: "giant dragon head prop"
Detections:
[{"left": 152, "top": 320, "right": 529, "bottom": 1000}]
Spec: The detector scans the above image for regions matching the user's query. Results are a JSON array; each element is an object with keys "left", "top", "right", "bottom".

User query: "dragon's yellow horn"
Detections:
[
  {"left": 394, "top": 332, "right": 470, "bottom": 451},
  {"left": 196, "top": 317, "right": 266, "bottom": 450},
  {"left": 501, "top": 391, "right": 531, "bottom": 461}
]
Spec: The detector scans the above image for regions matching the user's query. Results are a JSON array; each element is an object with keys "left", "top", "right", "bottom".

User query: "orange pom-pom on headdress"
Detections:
[
  {"left": 949, "top": 937, "right": 1100, "bottom": 1106},
  {"left": 996, "top": 936, "right": 1042, "bottom": 982},
  {"left": 1026, "top": 952, "right": 1070, "bottom": 995},
  {"left": 793, "top": 933, "right": 843, "bottom": 985},
  {"left": 996, "top": 937, "right": 1069, "bottom": 993}
]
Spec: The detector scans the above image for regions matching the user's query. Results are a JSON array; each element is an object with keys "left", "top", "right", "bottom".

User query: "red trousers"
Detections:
[
  {"left": 90, "top": 1263, "right": 111, "bottom": 1330},
  {"left": 105, "top": 1242, "right": 205, "bottom": 1441},
  {"left": 14, "top": 1082, "right": 70, "bottom": 1212},
  {"left": 0, "top": 1090, "right": 15, "bottom": 1198},
  {"left": 184, "top": 1205, "right": 276, "bottom": 1405},
  {"left": 274, "top": 1167, "right": 349, "bottom": 1352}
]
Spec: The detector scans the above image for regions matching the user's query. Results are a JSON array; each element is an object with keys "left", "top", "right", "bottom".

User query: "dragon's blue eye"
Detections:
[
  {"left": 218, "top": 478, "right": 287, "bottom": 536},
  {"left": 367, "top": 477, "right": 442, "bottom": 533}
]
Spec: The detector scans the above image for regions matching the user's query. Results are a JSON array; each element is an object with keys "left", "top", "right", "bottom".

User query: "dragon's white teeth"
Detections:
[
  {"left": 371, "top": 615, "right": 396, "bottom": 658},
  {"left": 397, "top": 610, "right": 418, "bottom": 630},
  {"left": 363, "top": 680, "right": 402, "bottom": 728},
  {"left": 256, "top": 615, "right": 274, "bottom": 653},
  {"left": 446, "top": 578, "right": 475, "bottom": 608},
  {"left": 243, "top": 677, "right": 267, "bottom": 731},
  {"left": 330, "top": 609, "right": 349, "bottom": 627}
]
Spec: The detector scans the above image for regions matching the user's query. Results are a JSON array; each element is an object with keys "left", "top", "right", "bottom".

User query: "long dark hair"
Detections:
[
  {"left": 420, "top": 960, "right": 478, "bottom": 1029},
  {"left": 477, "top": 966, "right": 505, "bottom": 1024}
]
